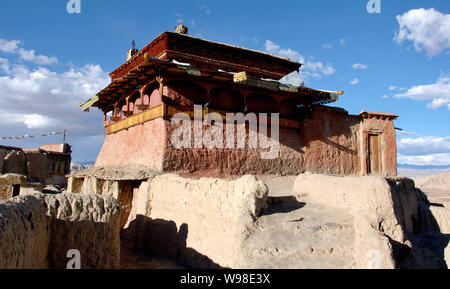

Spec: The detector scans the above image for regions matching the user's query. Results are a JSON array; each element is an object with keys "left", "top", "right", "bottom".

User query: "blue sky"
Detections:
[{"left": 0, "top": 0, "right": 449, "bottom": 165}]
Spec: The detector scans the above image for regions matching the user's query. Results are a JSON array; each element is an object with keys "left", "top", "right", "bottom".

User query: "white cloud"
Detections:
[
  {"left": 393, "top": 74, "right": 450, "bottom": 110},
  {"left": 396, "top": 130, "right": 418, "bottom": 137},
  {"left": 0, "top": 39, "right": 20, "bottom": 53},
  {"left": 17, "top": 48, "right": 58, "bottom": 65},
  {"left": 265, "top": 40, "right": 305, "bottom": 63},
  {"left": 397, "top": 136, "right": 450, "bottom": 166},
  {"left": 304, "top": 61, "right": 335, "bottom": 76},
  {"left": 352, "top": 63, "right": 368, "bottom": 70},
  {"left": 22, "top": 114, "right": 54, "bottom": 129},
  {"left": 0, "top": 62, "right": 109, "bottom": 137},
  {"left": 0, "top": 57, "right": 9, "bottom": 73},
  {"left": 381, "top": 94, "right": 389, "bottom": 98},
  {"left": 265, "top": 40, "right": 335, "bottom": 82},
  {"left": 350, "top": 78, "right": 359, "bottom": 85},
  {"left": 322, "top": 43, "right": 333, "bottom": 50},
  {"left": 0, "top": 38, "right": 58, "bottom": 65},
  {"left": 340, "top": 38, "right": 346, "bottom": 47},
  {"left": 394, "top": 8, "right": 450, "bottom": 56},
  {"left": 398, "top": 153, "right": 450, "bottom": 166},
  {"left": 389, "top": 85, "right": 406, "bottom": 91},
  {"left": 398, "top": 136, "right": 450, "bottom": 156}
]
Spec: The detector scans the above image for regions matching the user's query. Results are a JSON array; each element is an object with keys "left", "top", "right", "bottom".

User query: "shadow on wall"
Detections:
[
  {"left": 47, "top": 219, "right": 120, "bottom": 269},
  {"left": 387, "top": 179, "right": 449, "bottom": 269},
  {"left": 122, "top": 215, "right": 224, "bottom": 269}
]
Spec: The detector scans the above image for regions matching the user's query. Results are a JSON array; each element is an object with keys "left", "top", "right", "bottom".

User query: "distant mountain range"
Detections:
[{"left": 70, "top": 162, "right": 94, "bottom": 172}]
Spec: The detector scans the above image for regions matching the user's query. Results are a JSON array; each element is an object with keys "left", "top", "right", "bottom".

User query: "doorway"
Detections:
[{"left": 367, "top": 134, "right": 381, "bottom": 175}]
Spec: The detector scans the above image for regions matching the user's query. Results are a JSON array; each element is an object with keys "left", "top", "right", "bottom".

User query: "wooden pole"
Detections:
[{"left": 63, "top": 129, "right": 66, "bottom": 144}]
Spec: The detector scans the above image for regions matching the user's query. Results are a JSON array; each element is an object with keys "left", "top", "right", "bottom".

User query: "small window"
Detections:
[{"left": 12, "top": 185, "right": 20, "bottom": 197}]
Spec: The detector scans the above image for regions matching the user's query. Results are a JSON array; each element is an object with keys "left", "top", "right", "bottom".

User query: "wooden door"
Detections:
[{"left": 368, "top": 134, "right": 381, "bottom": 175}]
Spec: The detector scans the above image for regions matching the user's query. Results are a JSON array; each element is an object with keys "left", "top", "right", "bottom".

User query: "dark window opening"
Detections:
[{"left": 12, "top": 184, "right": 20, "bottom": 197}]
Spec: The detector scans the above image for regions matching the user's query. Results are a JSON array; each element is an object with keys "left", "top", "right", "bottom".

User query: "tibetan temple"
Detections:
[{"left": 81, "top": 25, "right": 398, "bottom": 177}]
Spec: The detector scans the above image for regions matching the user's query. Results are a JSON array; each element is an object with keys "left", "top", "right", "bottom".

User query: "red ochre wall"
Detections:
[
  {"left": 163, "top": 106, "right": 362, "bottom": 176},
  {"left": 95, "top": 105, "right": 398, "bottom": 177},
  {"left": 95, "top": 118, "right": 166, "bottom": 171}
]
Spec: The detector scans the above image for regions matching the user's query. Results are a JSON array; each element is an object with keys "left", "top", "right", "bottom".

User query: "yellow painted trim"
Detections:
[
  {"left": 105, "top": 104, "right": 164, "bottom": 134},
  {"left": 81, "top": 95, "right": 99, "bottom": 111}
]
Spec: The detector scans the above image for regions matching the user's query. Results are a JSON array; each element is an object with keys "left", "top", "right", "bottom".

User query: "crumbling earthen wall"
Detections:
[
  {"left": 0, "top": 193, "right": 120, "bottom": 269},
  {"left": 140, "top": 174, "right": 268, "bottom": 268},
  {"left": 0, "top": 146, "right": 70, "bottom": 186},
  {"left": 0, "top": 174, "right": 27, "bottom": 200},
  {"left": 68, "top": 173, "right": 269, "bottom": 268},
  {"left": 292, "top": 174, "right": 450, "bottom": 268},
  {"left": 2, "top": 149, "right": 27, "bottom": 175},
  {"left": 25, "top": 150, "right": 48, "bottom": 182},
  {"left": 68, "top": 177, "right": 137, "bottom": 229}
]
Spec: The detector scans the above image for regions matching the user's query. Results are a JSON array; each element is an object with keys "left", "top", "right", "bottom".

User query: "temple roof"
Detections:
[
  {"left": 110, "top": 31, "right": 302, "bottom": 81},
  {"left": 359, "top": 111, "right": 398, "bottom": 120},
  {"left": 81, "top": 30, "right": 344, "bottom": 112},
  {"left": 81, "top": 54, "right": 343, "bottom": 112}
]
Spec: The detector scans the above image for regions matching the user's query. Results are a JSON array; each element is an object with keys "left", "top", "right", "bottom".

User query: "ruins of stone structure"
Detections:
[
  {"left": 0, "top": 174, "right": 26, "bottom": 200},
  {"left": 1, "top": 170, "right": 447, "bottom": 269},
  {"left": 65, "top": 171, "right": 449, "bottom": 269},
  {"left": 0, "top": 144, "right": 72, "bottom": 200},
  {"left": 0, "top": 193, "right": 120, "bottom": 269},
  {"left": 81, "top": 26, "right": 398, "bottom": 177}
]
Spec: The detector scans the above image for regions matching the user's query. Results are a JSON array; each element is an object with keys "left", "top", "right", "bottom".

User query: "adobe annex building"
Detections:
[
  {"left": 0, "top": 143, "right": 71, "bottom": 200},
  {"left": 81, "top": 25, "right": 398, "bottom": 177}
]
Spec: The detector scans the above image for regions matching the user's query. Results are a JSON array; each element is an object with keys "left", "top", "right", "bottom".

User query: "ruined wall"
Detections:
[
  {"left": 292, "top": 174, "right": 450, "bottom": 268},
  {"left": 0, "top": 146, "right": 71, "bottom": 186},
  {"left": 68, "top": 176, "right": 138, "bottom": 229},
  {"left": 0, "top": 193, "right": 120, "bottom": 269},
  {"left": 68, "top": 173, "right": 269, "bottom": 269},
  {"left": 141, "top": 174, "right": 268, "bottom": 268},
  {"left": 95, "top": 118, "right": 166, "bottom": 171},
  {"left": 0, "top": 174, "right": 27, "bottom": 200},
  {"left": 25, "top": 150, "right": 48, "bottom": 182},
  {"left": 2, "top": 149, "right": 27, "bottom": 175}
]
